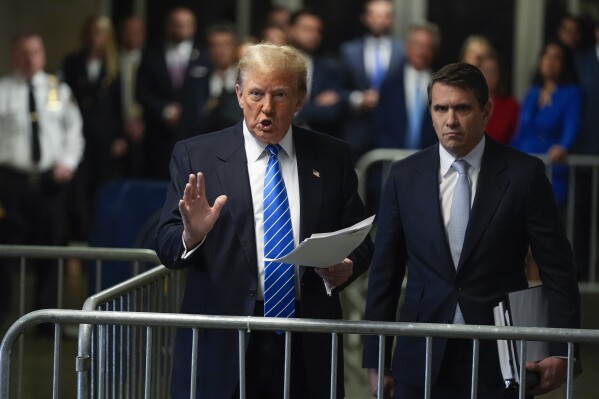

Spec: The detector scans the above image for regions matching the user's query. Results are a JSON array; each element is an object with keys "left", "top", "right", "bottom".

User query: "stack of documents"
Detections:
[
  {"left": 493, "top": 285, "right": 549, "bottom": 390},
  {"left": 266, "top": 215, "right": 375, "bottom": 268}
]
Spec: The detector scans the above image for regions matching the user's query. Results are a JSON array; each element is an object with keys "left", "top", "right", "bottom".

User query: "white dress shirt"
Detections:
[
  {"left": 244, "top": 122, "right": 301, "bottom": 299},
  {"left": 439, "top": 136, "right": 485, "bottom": 236},
  {"left": 165, "top": 40, "right": 193, "bottom": 74},
  {"left": 0, "top": 71, "right": 84, "bottom": 173},
  {"left": 208, "top": 66, "right": 237, "bottom": 98},
  {"left": 364, "top": 35, "right": 392, "bottom": 83}
]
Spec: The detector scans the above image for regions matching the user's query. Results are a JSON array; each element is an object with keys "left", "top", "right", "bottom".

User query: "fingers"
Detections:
[
  {"left": 212, "top": 195, "right": 228, "bottom": 216},
  {"left": 315, "top": 259, "right": 353, "bottom": 287}
]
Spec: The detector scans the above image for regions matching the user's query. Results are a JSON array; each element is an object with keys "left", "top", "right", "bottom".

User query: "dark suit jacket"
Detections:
[
  {"left": 294, "top": 56, "right": 345, "bottom": 138},
  {"left": 339, "top": 36, "right": 404, "bottom": 161},
  {"left": 373, "top": 65, "right": 437, "bottom": 149},
  {"left": 136, "top": 41, "right": 210, "bottom": 179},
  {"left": 574, "top": 46, "right": 599, "bottom": 154},
  {"left": 156, "top": 122, "right": 374, "bottom": 399},
  {"left": 363, "top": 137, "right": 580, "bottom": 389}
]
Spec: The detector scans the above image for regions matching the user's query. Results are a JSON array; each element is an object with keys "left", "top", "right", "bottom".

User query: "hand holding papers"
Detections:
[{"left": 265, "top": 215, "right": 375, "bottom": 268}]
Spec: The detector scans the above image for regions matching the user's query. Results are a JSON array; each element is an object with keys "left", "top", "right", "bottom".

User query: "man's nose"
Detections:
[
  {"left": 262, "top": 96, "right": 274, "bottom": 114},
  {"left": 446, "top": 110, "right": 458, "bottom": 127}
]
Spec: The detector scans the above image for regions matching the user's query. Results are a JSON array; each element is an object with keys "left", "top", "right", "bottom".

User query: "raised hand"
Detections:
[{"left": 178, "top": 172, "right": 227, "bottom": 249}]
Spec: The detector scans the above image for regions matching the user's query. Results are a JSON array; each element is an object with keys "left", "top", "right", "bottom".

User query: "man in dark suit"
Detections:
[
  {"left": 136, "top": 6, "right": 210, "bottom": 179},
  {"left": 288, "top": 9, "right": 345, "bottom": 138},
  {"left": 156, "top": 43, "right": 373, "bottom": 399},
  {"left": 363, "top": 63, "right": 580, "bottom": 398},
  {"left": 374, "top": 22, "right": 440, "bottom": 149},
  {"left": 339, "top": 0, "right": 404, "bottom": 161}
]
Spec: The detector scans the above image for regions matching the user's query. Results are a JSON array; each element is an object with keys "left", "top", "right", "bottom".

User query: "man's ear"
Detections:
[{"left": 235, "top": 83, "right": 243, "bottom": 108}]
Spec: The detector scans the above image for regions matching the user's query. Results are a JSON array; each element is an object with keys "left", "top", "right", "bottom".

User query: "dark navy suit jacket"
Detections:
[
  {"left": 339, "top": 36, "right": 404, "bottom": 160},
  {"left": 373, "top": 65, "right": 437, "bottom": 149},
  {"left": 156, "top": 122, "right": 373, "bottom": 399},
  {"left": 574, "top": 46, "right": 599, "bottom": 154},
  {"left": 136, "top": 41, "right": 210, "bottom": 179},
  {"left": 363, "top": 138, "right": 580, "bottom": 390}
]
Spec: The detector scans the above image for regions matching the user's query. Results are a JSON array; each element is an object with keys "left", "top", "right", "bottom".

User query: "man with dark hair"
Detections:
[
  {"left": 136, "top": 6, "right": 210, "bottom": 179},
  {"left": 363, "top": 62, "right": 580, "bottom": 398}
]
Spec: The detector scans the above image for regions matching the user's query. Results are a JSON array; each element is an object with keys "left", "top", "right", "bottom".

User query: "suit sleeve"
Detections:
[
  {"left": 362, "top": 164, "right": 407, "bottom": 368},
  {"left": 136, "top": 48, "right": 171, "bottom": 117},
  {"left": 526, "top": 158, "right": 581, "bottom": 356}
]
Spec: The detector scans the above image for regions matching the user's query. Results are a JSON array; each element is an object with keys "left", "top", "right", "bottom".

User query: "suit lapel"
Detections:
[
  {"left": 415, "top": 148, "right": 457, "bottom": 277},
  {"left": 215, "top": 123, "right": 258, "bottom": 273},
  {"left": 458, "top": 138, "right": 509, "bottom": 271}
]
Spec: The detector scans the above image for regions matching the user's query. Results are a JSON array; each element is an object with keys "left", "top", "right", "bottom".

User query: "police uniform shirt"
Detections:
[{"left": 0, "top": 70, "right": 85, "bottom": 174}]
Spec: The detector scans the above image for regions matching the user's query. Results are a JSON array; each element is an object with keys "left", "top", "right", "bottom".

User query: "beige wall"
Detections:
[{"left": 0, "top": 0, "right": 104, "bottom": 76}]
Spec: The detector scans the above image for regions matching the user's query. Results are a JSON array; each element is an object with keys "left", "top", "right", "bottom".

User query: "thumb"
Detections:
[{"left": 212, "top": 195, "right": 228, "bottom": 214}]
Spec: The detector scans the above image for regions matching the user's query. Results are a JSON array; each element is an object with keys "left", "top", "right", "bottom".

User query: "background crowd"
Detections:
[{"left": 0, "top": 1, "right": 598, "bottom": 315}]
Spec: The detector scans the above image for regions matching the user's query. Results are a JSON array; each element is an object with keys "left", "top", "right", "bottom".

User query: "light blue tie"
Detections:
[
  {"left": 448, "top": 159, "right": 470, "bottom": 324},
  {"left": 263, "top": 144, "right": 296, "bottom": 319},
  {"left": 405, "top": 77, "right": 423, "bottom": 149},
  {"left": 371, "top": 41, "right": 385, "bottom": 89}
]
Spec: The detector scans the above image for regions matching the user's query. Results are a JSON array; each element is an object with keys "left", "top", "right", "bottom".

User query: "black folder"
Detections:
[{"left": 493, "top": 285, "right": 548, "bottom": 391}]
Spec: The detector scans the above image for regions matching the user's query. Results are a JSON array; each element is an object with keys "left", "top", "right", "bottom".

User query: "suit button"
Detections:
[{"left": 249, "top": 289, "right": 256, "bottom": 297}]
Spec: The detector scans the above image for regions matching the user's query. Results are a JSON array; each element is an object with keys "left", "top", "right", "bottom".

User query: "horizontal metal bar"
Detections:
[
  {"left": 0, "top": 245, "right": 160, "bottom": 263},
  {"left": 4, "top": 309, "right": 599, "bottom": 344}
]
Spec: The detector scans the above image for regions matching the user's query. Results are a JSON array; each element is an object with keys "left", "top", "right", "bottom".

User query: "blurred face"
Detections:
[
  {"left": 406, "top": 29, "right": 436, "bottom": 71},
  {"left": 362, "top": 0, "right": 393, "bottom": 37},
  {"left": 208, "top": 32, "right": 238, "bottom": 70},
  {"left": 262, "top": 26, "right": 287, "bottom": 45},
  {"left": 479, "top": 57, "right": 500, "bottom": 94},
  {"left": 462, "top": 41, "right": 490, "bottom": 68},
  {"left": 558, "top": 18, "right": 581, "bottom": 49},
  {"left": 236, "top": 68, "right": 305, "bottom": 144},
  {"left": 430, "top": 83, "right": 491, "bottom": 158},
  {"left": 167, "top": 9, "right": 196, "bottom": 43},
  {"left": 86, "top": 23, "right": 109, "bottom": 52},
  {"left": 120, "top": 17, "right": 145, "bottom": 50},
  {"left": 539, "top": 43, "right": 564, "bottom": 82},
  {"left": 289, "top": 14, "right": 322, "bottom": 53},
  {"left": 11, "top": 36, "right": 46, "bottom": 79}
]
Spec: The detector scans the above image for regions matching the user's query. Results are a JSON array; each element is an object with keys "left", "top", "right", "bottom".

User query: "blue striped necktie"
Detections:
[{"left": 263, "top": 144, "right": 296, "bottom": 319}]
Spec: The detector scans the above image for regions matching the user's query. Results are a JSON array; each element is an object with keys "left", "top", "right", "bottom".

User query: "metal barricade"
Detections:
[
  {"left": 77, "top": 265, "right": 184, "bottom": 399},
  {"left": 0, "top": 245, "right": 162, "bottom": 399},
  {"left": 1, "top": 309, "right": 598, "bottom": 399},
  {"left": 355, "top": 150, "right": 599, "bottom": 291}
]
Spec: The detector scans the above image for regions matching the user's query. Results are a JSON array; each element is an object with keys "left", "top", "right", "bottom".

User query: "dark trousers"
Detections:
[
  {"left": 395, "top": 339, "right": 530, "bottom": 399},
  {"left": 0, "top": 167, "right": 67, "bottom": 311},
  {"left": 232, "top": 301, "right": 310, "bottom": 399}
]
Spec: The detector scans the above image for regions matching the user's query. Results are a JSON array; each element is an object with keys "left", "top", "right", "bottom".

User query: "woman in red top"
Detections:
[{"left": 479, "top": 53, "right": 519, "bottom": 144}]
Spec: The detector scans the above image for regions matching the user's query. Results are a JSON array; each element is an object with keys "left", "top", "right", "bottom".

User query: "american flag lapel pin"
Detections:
[{"left": 312, "top": 169, "right": 320, "bottom": 178}]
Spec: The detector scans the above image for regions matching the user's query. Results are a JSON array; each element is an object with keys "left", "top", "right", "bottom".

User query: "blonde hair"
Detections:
[
  {"left": 236, "top": 43, "right": 307, "bottom": 95},
  {"left": 82, "top": 15, "right": 119, "bottom": 82}
]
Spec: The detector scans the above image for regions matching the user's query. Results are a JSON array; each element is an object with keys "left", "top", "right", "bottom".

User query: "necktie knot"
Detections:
[
  {"left": 266, "top": 144, "right": 281, "bottom": 158},
  {"left": 452, "top": 159, "right": 469, "bottom": 175}
]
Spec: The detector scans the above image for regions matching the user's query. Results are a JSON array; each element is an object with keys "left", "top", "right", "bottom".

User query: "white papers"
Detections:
[{"left": 265, "top": 215, "right": 375, "bottom": 268}]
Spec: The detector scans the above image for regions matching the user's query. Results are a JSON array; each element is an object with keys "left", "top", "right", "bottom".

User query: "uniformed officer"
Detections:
[{"left": 0, "top": 33, "right": 84, "bottom": 323}]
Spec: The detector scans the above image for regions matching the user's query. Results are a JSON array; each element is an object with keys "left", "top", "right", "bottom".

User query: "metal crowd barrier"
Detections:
[
  {"left": 77, "top": 265, "right": 184, "bottom": 399},
  {"left": 355, "top": 150, "right": 599, "bottom": 291},
  {"left": 1, "top": 309, "right": 598, "bottom": 399},
  {"left": 0, "top": 245, "right": 162, "bottom": 399}
]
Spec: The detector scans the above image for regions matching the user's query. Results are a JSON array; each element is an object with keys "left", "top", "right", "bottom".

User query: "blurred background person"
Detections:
[
  {"left": 512, "top": 40, "right": 582, "bottom": 209},
  {"left": 264, "top": 5, "right": 291, "bottom": 35},
  {"left": 62, "top": 15, "right": 124, "bottom": 243},
  {"left": 288, "top": 8, "right": 345, "bottom": 137},
  {"left": 479, "top": 51, "right": 519, "bottom": 145},
  {"left": 572, "top": 19, "right": 599, "bottom": 279},
  {"left": 201, "top": 22, "right": 242, "bottom": 133},
  {"left": 373, "top": 22, "right": 440, "bottom": 150},
  {"left": 557, "top": 14, "right": 584, "bottom": 52},
  {"left": 260, "top": 24, "right": 288, "bottom": 45},
  {"left": 0, "top": 33, "right": 84, "bottom": 320},
  {"left": 136, "top": 6, "right": 210, "bottom": 180},
  {"left": 118, "top": 15, "right": 146, "bottom": 177},
  {"left": 459, "top": 34, "right": 493, "bottom": 68},
  {"left": 339, "top": 0, "right": 404, "bottom": 161}
]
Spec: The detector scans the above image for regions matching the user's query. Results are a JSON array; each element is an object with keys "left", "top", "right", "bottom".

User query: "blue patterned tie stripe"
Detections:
[{"left": 263, "top": 144, "right": 296, "bottom": 319}]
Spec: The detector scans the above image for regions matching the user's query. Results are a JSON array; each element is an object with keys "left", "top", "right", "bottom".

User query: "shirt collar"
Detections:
[
  {"left": 242, "top": 121, "right": 294, "bottom": 163},
  {"left": 439, "top": 135, "right": 486, "bottom": 176}
]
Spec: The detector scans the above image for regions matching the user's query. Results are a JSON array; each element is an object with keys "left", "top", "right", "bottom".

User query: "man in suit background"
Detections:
[
  {"left": 136, "top": 6, "right": 210, "bottom": 179},
  {"left": 156, "top": 43, "right": 373, "bottom": 399},
  {"left": 374, "top": 22, "right": 440, "bottom": 150},
  {"left": 339, "top": 0, "right": 404, "bottom": 161},
  {"left": 363, "top": 63, "right": 580, "bottom": 398},
  {"left": 288, "top": 9, "right": 345, "bottom": 138}
]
